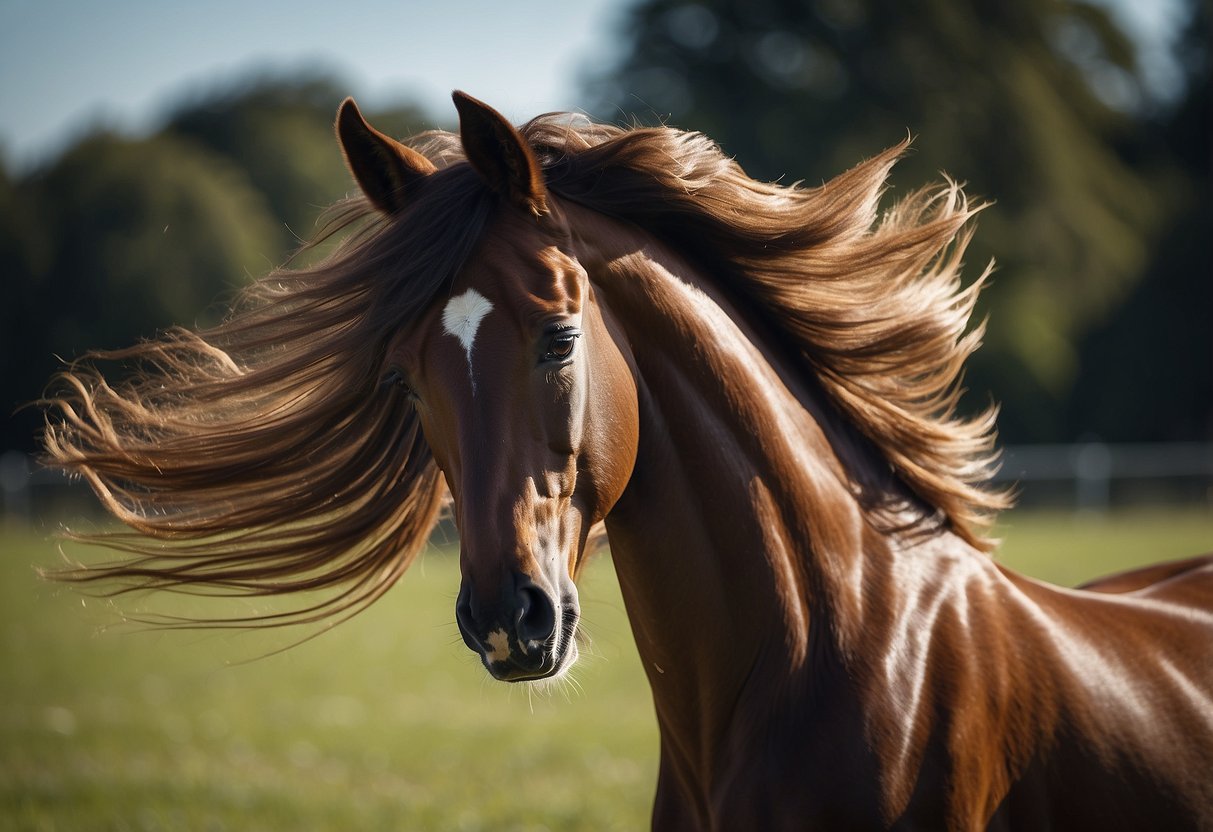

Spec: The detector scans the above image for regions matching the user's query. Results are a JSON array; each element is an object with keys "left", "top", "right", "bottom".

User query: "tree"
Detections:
[
  {"left": 4, "top": 133, "right": 279, "bottom": 450},
  {"left": 164, "top": 74, "right": 433, "bottom": 254},
  {"left": 586, "top": 0, "right": 1200, "bottom": 441},
  {"left": 1067, "top": 3, "right": 1211, "bottom": 442},
  {"left": 3, "top": 75, "right": 437, "bottom": 453}
]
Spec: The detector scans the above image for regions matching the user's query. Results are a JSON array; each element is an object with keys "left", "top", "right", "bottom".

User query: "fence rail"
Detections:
[
  {"left": 4, "top": 443, "right": 1212, "bottom": 523},
  {"left": 995, "top": 442, "right": 1213, "bottom": 511}
]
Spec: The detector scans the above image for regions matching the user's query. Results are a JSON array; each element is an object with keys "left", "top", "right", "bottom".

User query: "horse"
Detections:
[{"left": 42, "top": 92, "right": 1213, "bottom": 830}]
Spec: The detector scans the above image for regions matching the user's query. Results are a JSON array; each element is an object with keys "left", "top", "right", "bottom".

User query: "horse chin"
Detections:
[
  {"left": 522, "top": 654, "right": 580, "bottom": 698},
  {"left": 517, "top": 640, "right": 579, "bottom": 688}
]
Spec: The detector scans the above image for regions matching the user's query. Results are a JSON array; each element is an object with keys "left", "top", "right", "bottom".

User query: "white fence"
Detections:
[
  {"left": 994, "top": 442, "right": 1213, "bottom": 511},
  {"left": 3, "top": 443, "right": 1212, "bottom": 522}
]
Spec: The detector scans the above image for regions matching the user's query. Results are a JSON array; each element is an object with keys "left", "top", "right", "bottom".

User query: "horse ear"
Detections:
[
  {"left": 451, "top": 90, "right": 548, "bottom": 216},
  {"left": 335, "top": 97, "right": 436, "bottom": 215}
]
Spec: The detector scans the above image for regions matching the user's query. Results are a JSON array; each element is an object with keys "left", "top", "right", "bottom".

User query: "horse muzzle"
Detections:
[{"left": 455, "top": 571, "right": 579, "bottom": 682}]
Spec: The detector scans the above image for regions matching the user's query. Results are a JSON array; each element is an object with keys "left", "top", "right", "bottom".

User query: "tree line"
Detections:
[{"left": 3, "top": 0, "right": 1209, "bottom": 453}]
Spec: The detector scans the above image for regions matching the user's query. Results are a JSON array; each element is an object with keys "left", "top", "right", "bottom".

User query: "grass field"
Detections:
[{"left": 3, "top": 509, "right": 1211, "bottom": 830}]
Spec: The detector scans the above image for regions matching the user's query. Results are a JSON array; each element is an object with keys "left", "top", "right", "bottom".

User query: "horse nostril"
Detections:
[
  {"left": 515, "top": 586, "right": 556, "bottom": 645},
  {"left": 455, "top": 583, "right": 485, "bottom": 653}
]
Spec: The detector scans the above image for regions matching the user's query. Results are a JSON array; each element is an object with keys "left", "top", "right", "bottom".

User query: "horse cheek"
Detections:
[{"left": 582, "top": 336, "right": 640, "bottom": 523}]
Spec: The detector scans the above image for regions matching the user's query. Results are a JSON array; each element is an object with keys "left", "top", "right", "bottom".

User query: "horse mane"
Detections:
[
  {"left": 42, "top": 109, "right": 1007, "bottom": 628},
  {"left": 42, "top": 160, "right": 493, "bottom": 627},
  {"left": 520, "top": 115, "right": 1009, "bottom": 549}
]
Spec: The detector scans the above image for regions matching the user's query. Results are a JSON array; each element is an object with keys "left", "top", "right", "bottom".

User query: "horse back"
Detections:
[
  {"left": 998, "top": 551, "right": 1213, "bottom": 828},
  {"left": 1077, "top": 551, "right": 1213, "bottom": 596}
]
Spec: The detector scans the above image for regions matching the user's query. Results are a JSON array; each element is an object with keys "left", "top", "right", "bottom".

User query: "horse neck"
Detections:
[
  {"left": 571, "top": 214, "right": 1035, "bottom": 821},
  {"left": 576, "top": 213, "right": 904, "bottom": 729}
]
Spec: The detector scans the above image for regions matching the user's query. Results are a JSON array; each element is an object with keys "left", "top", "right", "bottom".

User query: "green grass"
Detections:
[
  {"left": 2, "top": 508, "right": 1210, "bottom": 830},
  {"left": 994, "top": 508, "right": 1213, "bottom": 586},
  {"left": 2, "top": 531, "right": 656, "bottom": 831}
]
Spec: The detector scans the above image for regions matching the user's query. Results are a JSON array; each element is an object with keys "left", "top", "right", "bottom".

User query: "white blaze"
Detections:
[{"left": 442, "top": 288, "right": 493, "bottom": 393}]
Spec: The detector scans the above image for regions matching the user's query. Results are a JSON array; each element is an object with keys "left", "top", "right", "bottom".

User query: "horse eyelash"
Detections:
[{"left": 380, "top": 368, "right": 414, "bottom": 396}]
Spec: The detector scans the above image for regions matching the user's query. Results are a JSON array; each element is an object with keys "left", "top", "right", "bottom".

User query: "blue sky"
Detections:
[
  {"left": 0, "top": 0, "right": 1189, "bottom": 174},
  {"left": 0, "top": 0, "right": 631, "bottom": 172}
]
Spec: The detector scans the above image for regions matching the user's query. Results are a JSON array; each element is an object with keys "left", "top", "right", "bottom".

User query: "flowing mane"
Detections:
[
  {"left": 523, "top": 117, "right": 1007, "bottom": 548},
  {"left": 42, "top": 111, "right": 1007, "bottom": 626}
]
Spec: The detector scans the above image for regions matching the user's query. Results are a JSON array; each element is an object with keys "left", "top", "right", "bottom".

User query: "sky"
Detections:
[
  {"left": 0, "top": 0, "right": 633, "bottom": 172},
  {"left": 0, "top": 0, "right": 1190, "bottom": 175}
]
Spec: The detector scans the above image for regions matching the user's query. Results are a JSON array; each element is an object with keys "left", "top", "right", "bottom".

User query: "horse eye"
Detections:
[
  {"left": 381, "top": 368, "right": 414, "bottom": 395},
  {"left": 543, "top": 331, "right": 580, "bottom": 363}
]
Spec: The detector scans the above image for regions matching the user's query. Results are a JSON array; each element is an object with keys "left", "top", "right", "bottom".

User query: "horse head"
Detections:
[{"left": 337, "top": 93, "right": 639, "bottom": 681}]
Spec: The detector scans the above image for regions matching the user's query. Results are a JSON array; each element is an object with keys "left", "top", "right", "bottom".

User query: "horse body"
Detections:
[{"left": 42, "top": 93, "right": 1213, "bottom": 829}]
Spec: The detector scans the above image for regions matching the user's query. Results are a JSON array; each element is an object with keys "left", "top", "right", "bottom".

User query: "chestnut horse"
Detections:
[{"left": 43, "top": 93, "right": 1213, "bottom": 829}]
